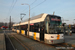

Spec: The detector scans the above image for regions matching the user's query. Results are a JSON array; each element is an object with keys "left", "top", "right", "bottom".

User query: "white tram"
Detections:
[{"left": 12, "top": 13, "right": 65, "bottom": 44}]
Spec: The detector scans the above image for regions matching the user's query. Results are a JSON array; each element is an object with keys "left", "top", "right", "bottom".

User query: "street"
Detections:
[{"left": 65, "top": 33, "right": 75, "bottom": 42}]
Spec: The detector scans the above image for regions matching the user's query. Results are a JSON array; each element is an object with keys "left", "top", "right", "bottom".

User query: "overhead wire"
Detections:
[
  {"left": 9, "top": 0, "right": 17, "bottom": 15},
  {"left": 31, "top": 0, "right": 46, "bottom": 10},
  {"left": 15, "top": 0, "right": 46, "bottom": 22},
  {"left": 21, "top": 0, "right": 37, "bottom": 12},
  {"left": 9, "top": 0, "right": 14, "bottom": 15},
  {"left": 17, "top": 0, "right": 37, "bottom": 21},
  {"left": 7, "top": 0, "right": 14, "bottom": 17},
  {"left": 20, "top": 0, "right": 46, "bottom": 22},
  {"left": 24, "top": 0, "right": 46, "bottom": 13},
  {"left": 7, "top": 0, "right": 17, "bottom": 17}
]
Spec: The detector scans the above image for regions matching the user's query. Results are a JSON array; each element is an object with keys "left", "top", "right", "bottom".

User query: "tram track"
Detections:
[
  {"left": 11, "top": 34, "right": 31, "bottom": 50},
  {"left": 4, "top": 33, "right": 16, "bottom": 50},
  {"left": 5, "top": 33, "right": 30, "bottom": 50}
]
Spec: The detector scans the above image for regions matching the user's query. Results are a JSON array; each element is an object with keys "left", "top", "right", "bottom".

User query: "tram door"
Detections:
[
  {"left": 25, "top": 28, "right": 27, "bottom": 36},
  {"left": 40, "top": 27, "right": 44, "bottom": 41},
  {"left": 20, "top": 30, "right": 21, "bottom": 34},
  {"left": 20, "top": 26, "right": 21, "bottom": 34}
]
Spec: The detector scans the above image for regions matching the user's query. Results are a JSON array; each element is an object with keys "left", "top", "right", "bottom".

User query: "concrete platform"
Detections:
[{"left": 0, "top": 33, "right": 6, "bottom": 50}]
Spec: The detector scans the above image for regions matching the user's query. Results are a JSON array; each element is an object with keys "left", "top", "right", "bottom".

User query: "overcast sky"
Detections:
[{"left": 0, "top": 0, "right": 75, "bottom": 24}]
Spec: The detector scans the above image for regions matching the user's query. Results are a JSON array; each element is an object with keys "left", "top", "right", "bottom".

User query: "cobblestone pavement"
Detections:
[{"left": 10, "top": 33, "right": 56, "bottom": 50}]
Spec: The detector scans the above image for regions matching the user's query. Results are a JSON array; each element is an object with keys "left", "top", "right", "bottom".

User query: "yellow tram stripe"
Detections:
[
  {"left": 34, "top": 32, "right": 36, "bottom": 40},
  {"left": 21, "top": 30, "right": 25, "bottom": 34}
]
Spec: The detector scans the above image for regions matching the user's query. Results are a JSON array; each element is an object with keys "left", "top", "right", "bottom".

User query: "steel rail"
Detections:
[
  {"left": 5, "top": 33, "right": 16, "bottom": 50},
  {"left": 12, "top": 35, "right": 30, "bottom": 50}
]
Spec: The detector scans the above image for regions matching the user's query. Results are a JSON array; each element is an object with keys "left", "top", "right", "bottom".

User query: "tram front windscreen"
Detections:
[{"left": 45, "top": 15, "right": 64, "bottom": 34}]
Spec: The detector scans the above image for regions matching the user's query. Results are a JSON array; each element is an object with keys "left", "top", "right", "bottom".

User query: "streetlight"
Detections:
[
  {"left": 21, "top": 3, "right": 30, "bottom": 37},
  {"left": 73, "top": 19, "right": 75, "bottom": 25}
]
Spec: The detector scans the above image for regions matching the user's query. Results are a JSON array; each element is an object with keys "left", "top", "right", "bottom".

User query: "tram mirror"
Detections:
[
  {"left": 49, "top": 23, "right": 50, "bottom": 26},
  {"left": 62, "top": 23, "right": 64, "bottom": 26}
]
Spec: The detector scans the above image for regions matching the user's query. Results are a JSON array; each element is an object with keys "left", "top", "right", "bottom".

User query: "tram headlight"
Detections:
[
  {"left": 66, "top": 31, "right": 68, "bottom": 32},
  {"left": 70, "top": 31, "right": 72, "bottom": 33}
]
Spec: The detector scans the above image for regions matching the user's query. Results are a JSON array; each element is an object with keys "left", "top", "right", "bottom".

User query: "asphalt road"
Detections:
[{"left": 65, "top": 33, "right": 75, "bottom": 42}]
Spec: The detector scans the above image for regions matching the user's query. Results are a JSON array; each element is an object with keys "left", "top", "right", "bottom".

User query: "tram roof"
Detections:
[
  {"left": 13, "top": 13, "right": 61, "bottom": 26},
  {"left": 21, "top": 13, "right": 44, "bottom": 23},
  {"left": 13, "top": 13, "right": 46, "bottom": 26}
]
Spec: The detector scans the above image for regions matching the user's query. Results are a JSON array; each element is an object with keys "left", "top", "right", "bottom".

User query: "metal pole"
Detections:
[
  {"left": 28, "top": 5, "right": 30, "bottom": 37},
  {"left": 9, "top": 16, "right": 11, "bottom": 33},
  {"left": 73, "top": 19, "right": 75, "bottom": 25},
  {"left": 53, "top": 11, "right": 55, "bottom": 15}
]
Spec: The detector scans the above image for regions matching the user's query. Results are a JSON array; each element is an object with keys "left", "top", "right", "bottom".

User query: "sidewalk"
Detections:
[{"left": 0, "top": 33, "right": 6, "bottom": 50}]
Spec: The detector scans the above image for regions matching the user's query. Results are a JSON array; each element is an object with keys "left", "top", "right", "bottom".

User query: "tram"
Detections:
[{"left": 12, "top": 13, "right": 65, "bottom": 44}]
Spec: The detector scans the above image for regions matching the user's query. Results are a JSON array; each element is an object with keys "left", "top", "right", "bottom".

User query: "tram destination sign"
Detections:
[{"left": 51, "top": 18, "right": 60, "bottom": 21}]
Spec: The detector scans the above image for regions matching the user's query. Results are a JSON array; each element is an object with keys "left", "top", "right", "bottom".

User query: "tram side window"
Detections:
[
  {"left": 30, "top": 25, "right": 31, "bottom": 31},
  {"left": 29, "top": 25, "right": 31, "bottom": 31},
  {"left": 17, "top": 26, "right": 19, "bottom": 30},
  {"left": 21, "top": 25, "right": 23, "bottom": 30},
  {"left": 40, "top": 22, "right": 45, "bottom": 29},
  {"left": 34, "top": 23, "right": 39, "bottom": 32},
  {"left": 29, "top": 23, "right": 39, "bottom": 32},
  {"left": 16, "top": 26, "right": 17, "bottom": 29},
  {"left": 40, "top": 22, "right": 45, "bottom": 28},
  {"left": 14, "top": 26, "right": 16, "bottom": 29},
  {"left": 30, "top": 25, "right": 34, "bottom": 32},
  {"left": 25, "top": 24, "right": 28, "bottom": 31},
  {"left": 21, "top": 25, "right": 26, "bottom": 30}
]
